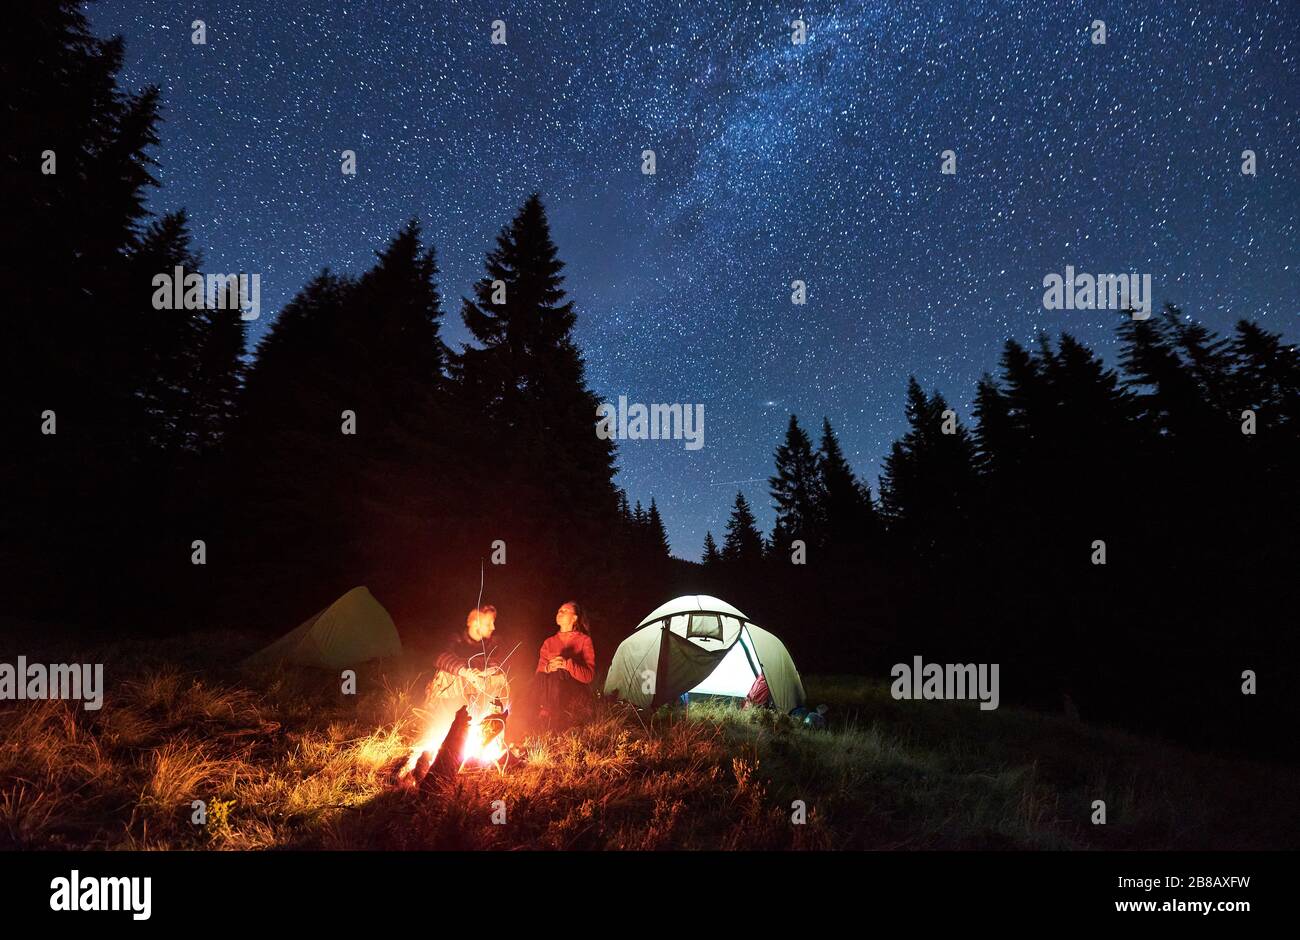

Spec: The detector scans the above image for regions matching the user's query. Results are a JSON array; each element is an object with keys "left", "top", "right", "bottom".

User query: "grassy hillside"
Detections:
[{"left": 2, "top": 631, "right": 1296, "bottom": 850}]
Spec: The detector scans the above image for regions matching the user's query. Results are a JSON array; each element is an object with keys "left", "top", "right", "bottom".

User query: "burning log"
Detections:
[
  {"left": 411, "top": 749, "right": 432, "bottom": 783},
  {"left": 422, "top": 705, "right": 471, "bottom": 789}
]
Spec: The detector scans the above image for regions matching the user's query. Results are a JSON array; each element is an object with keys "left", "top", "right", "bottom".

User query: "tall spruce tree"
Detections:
[
  {"left": 128, "top": 210, "right": 205, "bottom": 455},
  {"left": 1231, "top": 319, "right": 1300, "bottom": 458},
  {"left": 117, "top": 211, "right": 247, "bottom": 460},
  {"left": 344, "top": 222, "right": 454, "bottom": 616},
  {"left": 645, "top": 499, "right": 672, "bottom": 562},
  {"left": 188, "top": 279, "right": 247, "bottom": 455},
  {"left": 878, "top": 377, "right": 978, "bottom": 561},
  {"left": 452, "top": 194, "right": 620, "bottom": 609},
  {"left": 817, "top": 418, "right": 877, "bottom": 557},
  {"left": 769, "top": 415, "right": 823, "bottom": 553},
  {"left": 721, "top": 492, "right": 765, "bottom": 567},
  {"left": 702, "top": 531, "right": 721, "bottom": 566},
  {"left": 1117, "top": 305, "right": 1206, "bottom": 437}
]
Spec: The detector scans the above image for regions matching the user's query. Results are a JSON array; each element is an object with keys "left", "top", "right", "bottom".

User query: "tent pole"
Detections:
[{"left": 650, "top": 620, "right": 672, "bottom": 709}]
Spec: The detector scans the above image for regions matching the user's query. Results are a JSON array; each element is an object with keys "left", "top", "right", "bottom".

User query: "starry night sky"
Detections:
[{"left": 90, "top": 0, "right": 1297, "bottom": 557}]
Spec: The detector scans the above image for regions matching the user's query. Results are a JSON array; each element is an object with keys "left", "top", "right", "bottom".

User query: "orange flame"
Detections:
[
  {"left": 401, "top": 685, "right": 510, "bottom": 781},
  {"left": 463, "top": 714, "right": 507, "bottom": 767}
]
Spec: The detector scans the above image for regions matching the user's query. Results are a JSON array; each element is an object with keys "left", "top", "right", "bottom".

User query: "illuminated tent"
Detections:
[
  {"left": 603, "top": 595, "right": 805, "bottom": 711},
  {"left": 244, "top": 586, "right": 402, "bottom": 670}
]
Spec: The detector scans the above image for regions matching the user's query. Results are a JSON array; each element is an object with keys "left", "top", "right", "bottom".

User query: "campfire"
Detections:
[{"left": 399, "top": 661, "right": 518, "bottom": 787}]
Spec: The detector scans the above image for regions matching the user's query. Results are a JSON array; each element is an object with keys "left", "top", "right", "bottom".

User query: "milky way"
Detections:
[{"left": 91, "top": 0, "right": 1298, "bottom": 556}]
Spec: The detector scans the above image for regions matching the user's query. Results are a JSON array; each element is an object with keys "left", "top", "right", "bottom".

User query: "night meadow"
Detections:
[{"left": 1, "top": 0, "right": 1297, "bottom": 920}]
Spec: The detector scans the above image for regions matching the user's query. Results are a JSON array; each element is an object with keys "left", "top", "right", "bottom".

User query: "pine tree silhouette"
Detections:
[
  {"left": 189, "top": 278, "right": 247, "bottom": 456},
  {"left": 768, "top": 414, "right": 823, "bottom": 555},
  {"left": 128, "top": 210, "right": 206, "bottom": 455},
  {"left": 878, "top": 377, "right": 978, "bottom": 562},
  {"left": 452, "top": 193, "right": 621, "bottom": 623},
  {"left": 1230, "top": 319, "right": 1300, "bottom": 469},
  {"left": 701, "top": 531, "right": 721, "bottom": 566},
  {"left": 645, "top": 499, "right": 673, "bottom": 562},
  {"left": 722, "top": 492, "right": 765, "bottom": 567},
  {"left": 817, "top": 417, "right": 877, "bottom": 558}
]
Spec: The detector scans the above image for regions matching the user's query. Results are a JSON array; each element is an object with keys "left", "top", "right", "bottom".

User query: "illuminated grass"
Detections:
[{"left": 1, "top": 641, "right": 1296, "bottom": 850}]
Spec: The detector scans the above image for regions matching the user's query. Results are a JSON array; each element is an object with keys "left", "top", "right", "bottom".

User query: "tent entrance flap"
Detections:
[
  {"left": 686, "top": 632, "right": 760, "bottom": 698},
  {"left": 657, "top": 631, "right": 729, "bottom": 705}
]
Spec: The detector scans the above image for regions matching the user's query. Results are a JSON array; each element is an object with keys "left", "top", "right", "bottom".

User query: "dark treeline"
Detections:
[
  {"left": 4, "top": 3, "right": 1296, "bottom": 760},
  {"left": 700, "top": 312, "right": 1299, "bottom": 759},
  {"left": 1, "top": 2, "right": 670, "bottom": 663}
]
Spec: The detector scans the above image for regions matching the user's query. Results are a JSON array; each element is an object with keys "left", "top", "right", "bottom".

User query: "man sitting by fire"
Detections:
[
  {"left": 533, "top": 600, "right": 596, "bottom": 728},
  {"left": 426, "top": 604, "right": 512, "bottom": 709}
]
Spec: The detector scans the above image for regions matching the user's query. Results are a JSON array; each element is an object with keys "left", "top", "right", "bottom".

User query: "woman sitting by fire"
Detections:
[{"left": 533, "top": 600, "right": 596, "bottom": 727}]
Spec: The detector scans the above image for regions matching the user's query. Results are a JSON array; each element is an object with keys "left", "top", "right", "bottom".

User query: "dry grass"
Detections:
[{"left": 1, "top": 639, "right": 1297, "bottom": 850}]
